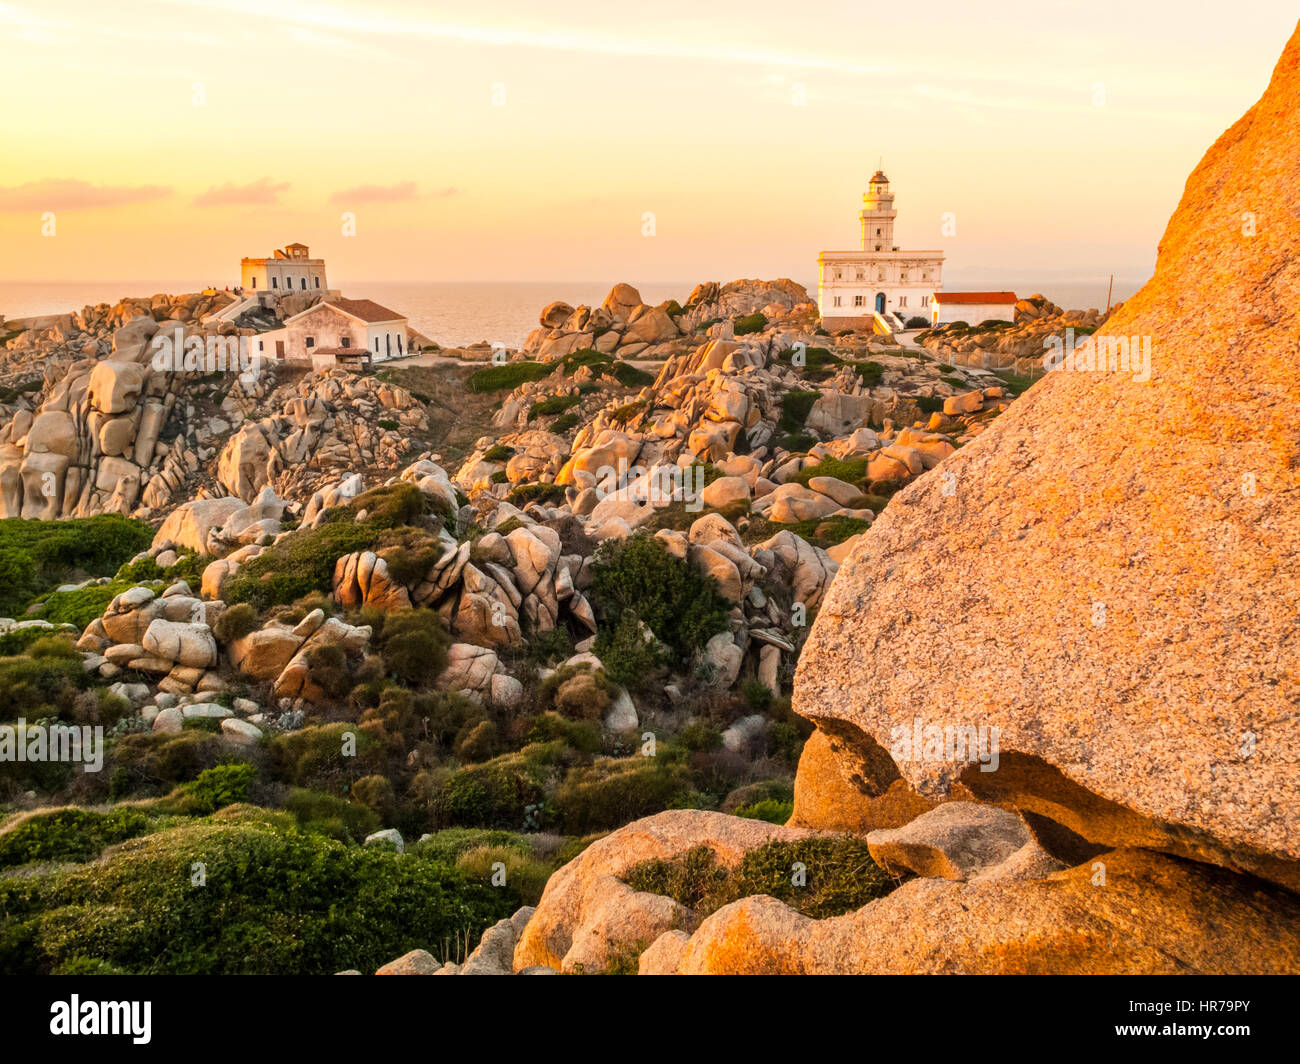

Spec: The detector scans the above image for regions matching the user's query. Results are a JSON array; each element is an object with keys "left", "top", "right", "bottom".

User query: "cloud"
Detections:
[
  {"left": 330, "top": 181, "right": 420, "bottom": 205},
  {"left": 0, "top": 178, "right": 171, "bottom": 212},
  {"left": 194, "top": 178, "right": 290, "bottom": 207}
]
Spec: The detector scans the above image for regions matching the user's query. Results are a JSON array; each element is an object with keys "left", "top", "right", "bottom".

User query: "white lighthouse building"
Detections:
[{"left": 817, "top": 171, "right": 944, "bottom": 332}]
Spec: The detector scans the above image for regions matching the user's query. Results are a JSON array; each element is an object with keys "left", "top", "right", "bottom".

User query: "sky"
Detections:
[{"left": 0, "top": 0, "right": 1296, "bottom": 286}]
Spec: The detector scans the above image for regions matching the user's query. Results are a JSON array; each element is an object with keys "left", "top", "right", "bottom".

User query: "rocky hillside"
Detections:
[
  {"left": 5, "top": 24, "right": 1296, "bottom": 975},
  {"left": 442, "top": 22, "right": 1299, "bottom": 975}
]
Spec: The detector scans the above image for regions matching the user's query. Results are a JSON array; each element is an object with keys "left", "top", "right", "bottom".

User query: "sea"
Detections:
[{"left": 0, "top": 276, "right": 1146, "bottom": 350}]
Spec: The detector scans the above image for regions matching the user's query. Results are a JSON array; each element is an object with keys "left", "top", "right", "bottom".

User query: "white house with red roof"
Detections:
[
  {"left": 253, "top": 297, "right": 408, "bottom": 366},
  {"left": 929, "top": 290, "right": 1018, "bottom": 327}
]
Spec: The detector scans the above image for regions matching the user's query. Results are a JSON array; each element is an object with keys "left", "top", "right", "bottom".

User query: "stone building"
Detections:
[
  {"left": 240, "top": 243, "right": 329, "bottom": 295},
  {"left": 253, "top": 298, "right": 408, "bottom": 365},
  {"left": 929, "top": 291, "right": 1018, "bottom": 326}
]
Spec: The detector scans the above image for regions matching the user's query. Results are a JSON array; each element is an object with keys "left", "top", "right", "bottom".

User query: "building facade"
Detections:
[
  {"left": 240, "top": 243, "right": 329, "bottom": 294},
  {"left": 254, "top": 298, "right": 408, "bottom": 365},
  {"left": 930, "top": 291, "right": 1018, "bottom": 326},
  {"left": 817, "top": 172, "right": 944, "bottom": 331}
]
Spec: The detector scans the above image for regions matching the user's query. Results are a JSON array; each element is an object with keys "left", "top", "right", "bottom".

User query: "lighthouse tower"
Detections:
[
  {"left": 860, "top": 171, "right": 897, "bottom": 252},
  {"left": 816, "top": 168, "right": 945, "bottom": 331}
]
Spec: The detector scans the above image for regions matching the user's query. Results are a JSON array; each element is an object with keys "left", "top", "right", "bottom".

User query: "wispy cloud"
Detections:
[
  {"left": 330, "top": 181, "right": 420, "bottom": 205},
  {"left": 177, "top": 0, "right": 902, "bottom": 76},
  {"left": 194, "top": 178, "right": 290, "bottom": 207},
  {"left": 0, "top": 178, "right": 171, "bottom": 211}
]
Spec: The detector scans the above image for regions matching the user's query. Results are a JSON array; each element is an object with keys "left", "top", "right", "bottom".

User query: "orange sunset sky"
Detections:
[{"left": 1, "top": 0, "right": 1295, "bottom": 285}]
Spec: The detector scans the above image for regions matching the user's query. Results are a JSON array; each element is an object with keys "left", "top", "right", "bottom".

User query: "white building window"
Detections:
[
  {"left": 855, "top": 269, "right": 865, "bottom": 280},
  {"left": 900, "top": 272, "right": 908, "bottom": 282},
  {"left": 877, "top": 270, "right": 885, "bottom": 281},
  {"left": 833, "top": 268, "right": 842, "bottom": 280},
  {"left": 899, "top": 296, "right": 908, "bottom": 308},
  {"left": 921, "top": 296, "right": 929, "bottom": 307},
  {"left": 833, "top": 296, "right": 842, "bottom": 307},
  {"left": 854, "top": 295, "right": 865, "bottom": 307}
]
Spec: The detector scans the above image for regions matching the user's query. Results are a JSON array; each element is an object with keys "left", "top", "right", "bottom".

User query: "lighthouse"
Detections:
[{"left": 817, "top": 170, "right": 945, "bottom": 332}]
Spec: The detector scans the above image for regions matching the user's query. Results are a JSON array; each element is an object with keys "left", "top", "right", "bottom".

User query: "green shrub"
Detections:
[
  {"left": 351, "top": 774, "right": 397, "bottom": 825},
  {"left": 588, "top": 533, "right": 731, "bottom": 668},
  {"left": 543, "top": 663, "right": 613, "bottom": 723},
  {"left": 526, "top": 711, "right": 602, "bottom": 754},
  {"left": 224, "top": 483, "right": 434, "bottom": 610},
  {"left": 506, "top": 482, "right": 566, "bottom": 507},
  {"left": 788, "top": 456, "right": 867, "bottom": 489},
  {"left": 482, "top": 444, "right": 515, "bottom": 462},
  {"left": 455, "top": 844, "right": 554, "bottom": 905},
  {"left": 30, "top": 579, "right": 135, "bottom": 630},
  {"left": 734, "top": 312, "right": 766, "bottom": 336},
  {"left": 0, "top": 808, "right": 153, "bottom": 869},
  {"left": 549, "top": 413, "right": 580, "bottom": 434},
  {"left": 455, "top": 720, "right": 499, "bottom": 763},
  {"left": 554, "top": 759, "right": 690, "bottom": 834},
  {"left": 0, "top": 811, "right": 516, "bottom": 974},
  {"left": 379, "top": 608, "right": 449, "bottom": 687},
  {"left": 0, "top": 514, "right": 153, "bottom": 619},
  {"left": 0, "top": 650, "right": 93, "bottom": 721},
  {"left": 412, "top": 827, "right": 533, "bottom": 864},
  {"left": 466, "top": 362, "right": 552, "bottom": 393},
  {"left": 732, "top": 798, "right": 794, "bottom": 824},
  {"left": 609, "top": 400, "right": 646, "bottom": 424},
  {"left": 165, "top": 763, "right": 257, "bottom": 816},
  {"left": 609, "top": 362, "right": 655, "bottom": 387},
  {"left": 778, "top": 389, "right": 821, "bottom": 435},
  {"left": 527, "top": 395, "right": 581, "bottom": 421},
  {"left": 111, "top": 730, "right": 227, "bottom": 789},
  {"left": 677, "top": 721, "right": 722, "bottom": 752},
  {"left": 592, "top": 611, "right": 660, "bottom": 691},
  {"left": 281, "top": 787, "right": 379, "bottom": 843},
  {"left": 623, "top": 836, "right": 894, "bottom": 923},
  {"left": 765, "top": 515, "right": 872, "bottom": 549},
  {"left": 561, "top": 349, "right": 612, "bottom": 374},
  {"left": 269, "top": 723, "right": 382, "bottom": 793},
  {"left": 212, "top": 602, "right": 259, "bottom": 643},
  {"left": 0, "top": 623, "right": 70, "bottom": 656},
  {"left": 428, "top": 755, "right": 545, "bottom": 830}
]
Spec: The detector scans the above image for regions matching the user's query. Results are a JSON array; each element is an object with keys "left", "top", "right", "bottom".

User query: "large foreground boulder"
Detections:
[{"left": 794, "top": 24, "right": 1300, "bottom": 893}]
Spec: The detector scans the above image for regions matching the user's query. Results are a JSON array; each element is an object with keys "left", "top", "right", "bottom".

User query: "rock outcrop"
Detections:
[{"left": 795, "top": 24, "right": 1300, "bottom": 893}]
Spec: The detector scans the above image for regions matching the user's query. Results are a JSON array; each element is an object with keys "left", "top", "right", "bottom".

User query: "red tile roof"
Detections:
[
  {"left": 325, "top": 297, "right": 406, "bottom": 323},
  {"left": 932, "top": 291, "right": 1018, "bottom": 304}
]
